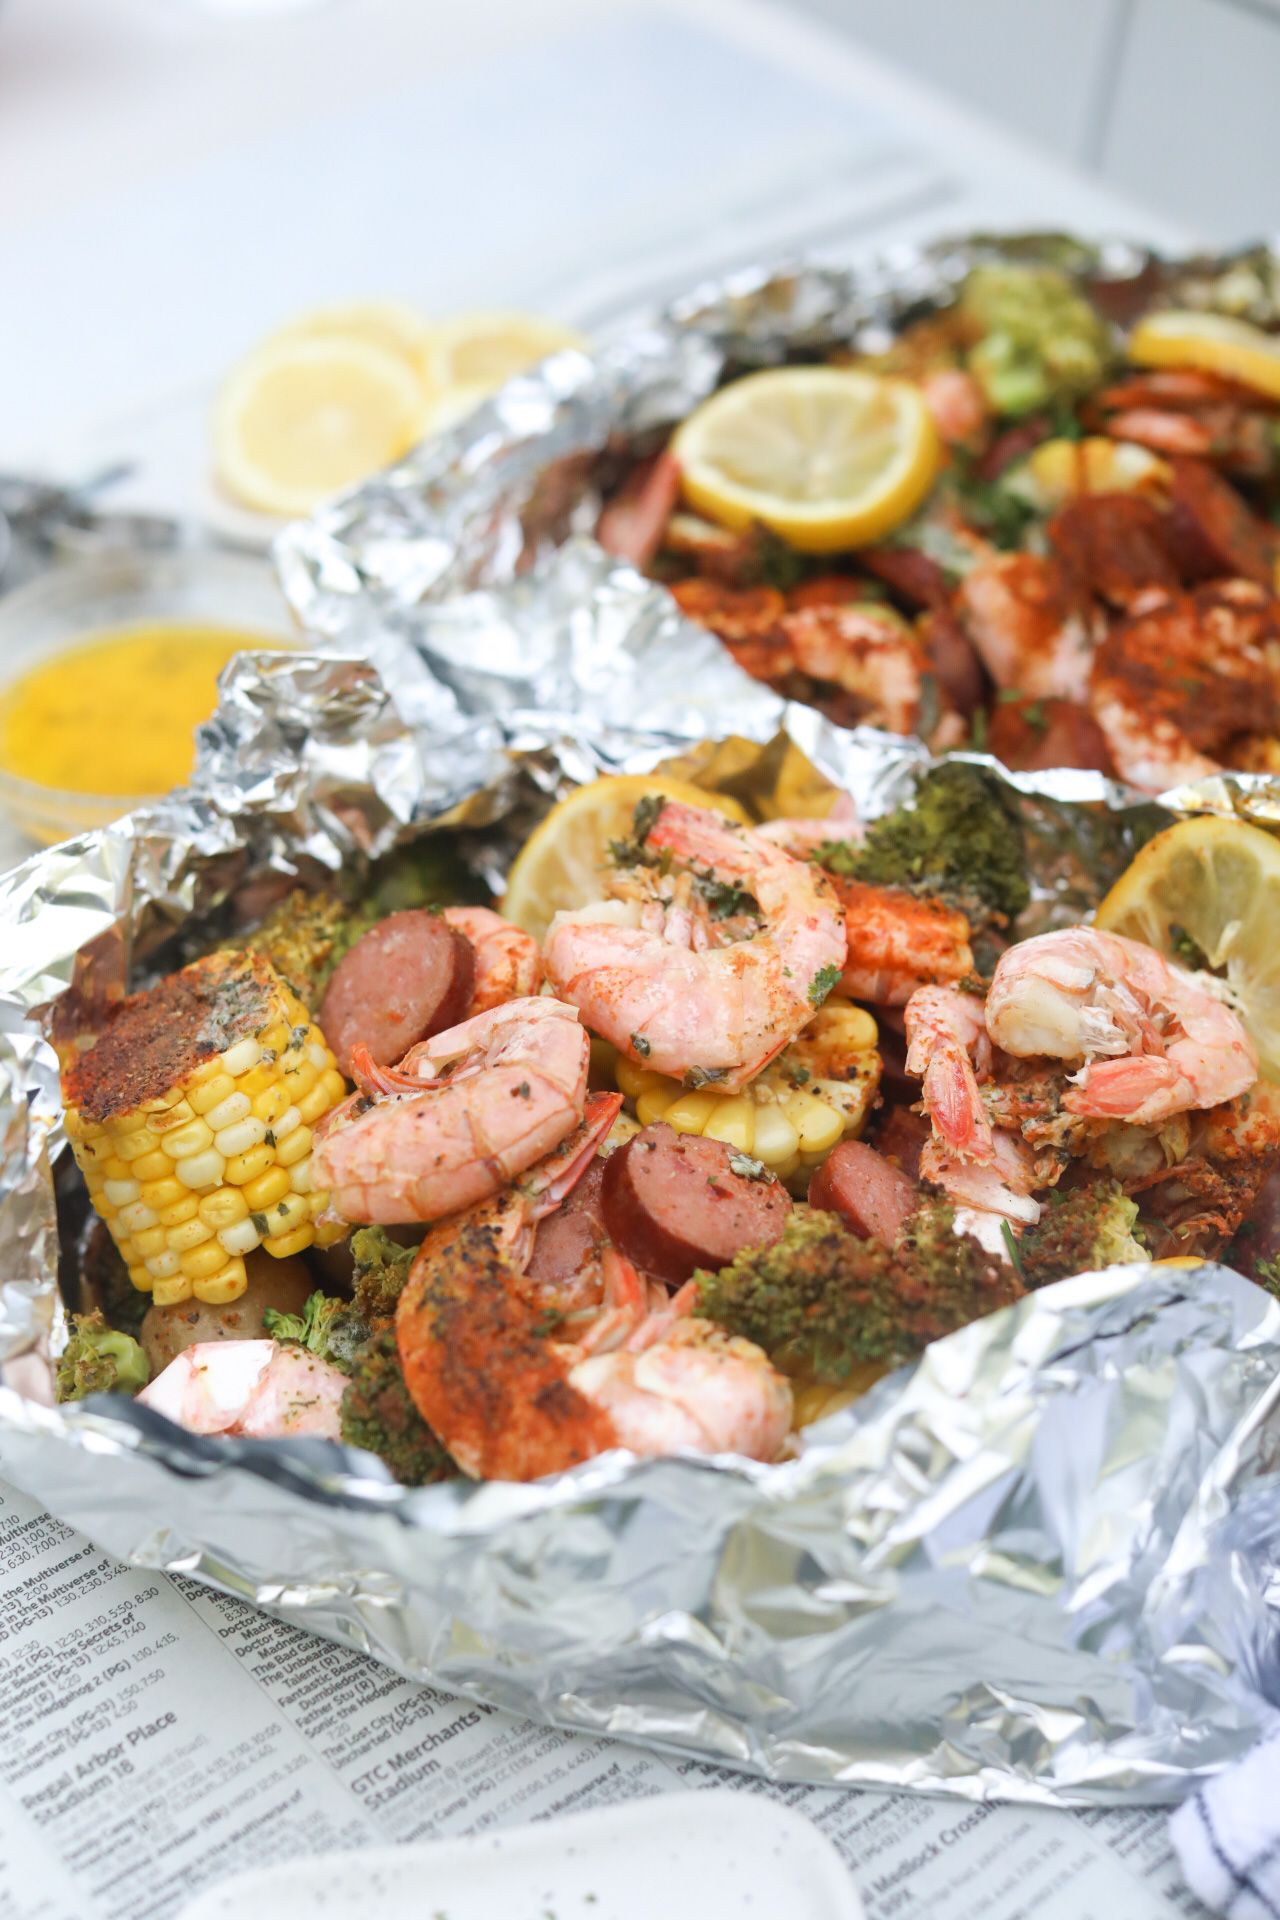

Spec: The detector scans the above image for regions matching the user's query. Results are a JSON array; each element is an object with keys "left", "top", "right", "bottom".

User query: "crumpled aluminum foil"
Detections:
[{"left": 2, "top": 242, "right": 1279, "bottom": 1808}]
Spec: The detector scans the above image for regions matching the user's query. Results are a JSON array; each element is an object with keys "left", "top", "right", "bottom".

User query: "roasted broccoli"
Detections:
[
  {"left": 958, "top": 264, "right": 1111, "bottom": 417},
  {"left": 819, "top": 762, "right": 1030, "bottom": 925},
  {"left": 224, "top": 889, "right": 374, "bottom": 1010},
  {"left": 56, "top": 1312, "right": 149, "bottom": 1402},
  {"left": 694, "top": 1204, "right": 1022, "bottom": 1382},
  {"left": 339, "top": 1328, "right": 456, "bottom": 1486},
  {"left": 263, "top": 1290, "right": 370, "bottom": 1373},
  {"left": 1016, "top": 1181, "right": 1146, "bottom": 1288},
  {"left": 350, "top": 1227, "right": 418, "bottom": 1326}
]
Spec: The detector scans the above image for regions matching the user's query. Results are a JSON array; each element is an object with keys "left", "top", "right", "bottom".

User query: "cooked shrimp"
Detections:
[
  {"left": 830, "top": 877, "right": 974, "bottom": 1006},
  {"left": 596, "top": 449, "right": 683, "bottom": 569},
  {"left": 957, "top": 552, "right": 1099, "bottom": 702},
  {"left": 985, "top": 926, "right": 1258, "bottom": 1125},
  {"left": 920, "top": 1129, "right": 1042, "bottom": 1227},
  {"left": 1092, "top": 369, "right": 1278, "bottom": 480},
  {"left": 442, "top": 906, "right": 542, "bottom": 1015},
  {"left": 755, "top": 791, "right": 861, "bottom": 860},
  {"left": 312, "top": 997, "right": 589, "bottom": 1224},
  {"left": 780, "top": 603, "right": 942, "bottom": 736},
  {"left": 919, "top": 367, "right": 988, "bottom": 445},
  {"left": 1088, "top": 582, "right": 1280, "bottom": 796},
  {"left": 904, "top": 983, "right": 994, "bottom": 1161},
  {"left": 395, "top": 1115, "right": 792, "bottom": 1480},
  {"left": 137, "top": 1340, "right": 346, "bottom": 1439},
  {"left": 543, "top": 800, "right": 847, "bottom": 1090}
]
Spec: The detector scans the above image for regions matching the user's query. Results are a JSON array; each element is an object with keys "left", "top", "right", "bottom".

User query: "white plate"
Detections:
[{"left": 175, "top": 1788, "right": 864, "bottom": 1920}]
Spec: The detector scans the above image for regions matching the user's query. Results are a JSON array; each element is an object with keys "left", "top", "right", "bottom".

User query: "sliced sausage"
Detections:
[
  {"left": 858, "top": 546, "right": 951, "bottom": 610},
  {"left": 870, "top": 1105, "right": 930, "bottom": 1183},
  {"left": 319, "top": 911, "right": 476, "bottom": 1076},
  {"left": 601, "top": 1123, "right": 791, "bottom": 1284},
  {"left": 1166, "top": 458, "right": 1279, "bottom": 588},
  {"left": 807, "top": 1141, "right": 918, "bottom": 1245},
  {"left": 1048, "top": 492, "right": 1180, "bottom": 610},
  {"left": 526, "top": 1157, "right": 608, "bottom": 1287}
]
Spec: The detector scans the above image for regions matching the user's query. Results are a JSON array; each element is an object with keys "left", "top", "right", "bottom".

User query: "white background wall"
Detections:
[{"left": 786, "top": 0, "right": 1280, "bottom": 246}]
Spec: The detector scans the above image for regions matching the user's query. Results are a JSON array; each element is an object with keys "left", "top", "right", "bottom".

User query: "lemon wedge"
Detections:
[
  {"left": 1128, "top": 309, "right": 1280, "bottom": 401},
  {"left": 1094, "top": 815, "right": 1280, "bottom": 1081},
  {"left": 670, "top": 368, "right": 940, "bottom": 554},
  {"left": 270, "top": 299, "right": 434, "bottom": 373},
  {"left": 212, "top": 334, "right": 427, "bottom": 517},
  {"left": 502, "top": 774, "right": 750, "bottom": 943},
  {"left": 418, "top": 310, "right": 589, "bottom": 432}
]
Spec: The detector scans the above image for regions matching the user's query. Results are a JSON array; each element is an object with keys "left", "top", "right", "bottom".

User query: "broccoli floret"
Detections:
[
  {"left": 55, "top": 1312, "right": 149, "bottom": 1402},
  {"left": 958, "top": 264, "right": 1111, "bottom": 417},
  {"left": 820, "top": 762, "right": 1030, "bottom": 924},
  {"left": 263, "top": 1290, "right": 370, "bottom": 1373},
  {"left": 350, "top": 1228, "right": 417, "bottom": 1326},
  {"left": 224, "top": 890, "right": 374, "bottom": 1010},
  {"left": 340, "top": 1329, "right": 456, "bottom": 1486},
  {"left": 1017, "top": 1180, "right": 1146, "bottom": 1288},
  {"left": 694, "top": 1204, "right": 1022, "bottom": 1382}
]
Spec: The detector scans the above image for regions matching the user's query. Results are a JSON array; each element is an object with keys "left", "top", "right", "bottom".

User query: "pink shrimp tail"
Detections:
[
  {"left": 1063, "top": 1053, "right": 1187, "bottom": 1119},
  {"left": 924, "top": 1047, "right": 995, "bottom": 1161},
  {"left": 349, "top": 1043, "right": 437, "bottom": 1098}
]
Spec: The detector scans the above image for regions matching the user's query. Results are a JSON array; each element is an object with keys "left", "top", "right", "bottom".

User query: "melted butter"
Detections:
[{"left": 0, "top": 624, "right": 289, "bottom": 796}]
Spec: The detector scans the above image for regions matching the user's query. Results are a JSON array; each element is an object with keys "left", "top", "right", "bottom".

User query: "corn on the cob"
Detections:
[
  {"left": 608, "top": 1002, "right": 881, "bottom": 1193},
  {"left": 61, "top": 951, "right": 350, "bottom": 1308}
]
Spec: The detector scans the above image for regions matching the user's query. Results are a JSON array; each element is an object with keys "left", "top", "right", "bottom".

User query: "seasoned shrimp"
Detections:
[
  {"left": 312, "top": 997, "right": 589, "bottom": 1224},
  {"left": 830, "top": 877, "right": 974, "bottom": 1006},
  {"left": 778, "top": 603, "right": 945, "bottom": 736},
  {"left": 1092, "top": 369, "right": 1278, "bottom": 480},
  {"left": 442, "top": 906, "right": 542, "bottom": 1015},
  {"left": 957, "top": 551, "right": 1099, "bottom": 702},
  {"left": 137, "top": 1340, "right": 346, "bottom": 1439},
  {"left": 986, "top": 926, "right": 1258, "bottom": 1125},
  {"left": 395, "top": 1112, "right": 792, "bottom": 1480},
  {"left": 543, "top": 800, "right": 847, "bottom": 1090},
  {"left": 904, "top": 983, "right": 994, "bottom": 1161},
  {"left": 1088, "top": 582, "right": 1280, "bottom": 796},
  {"left": 920, "top": 1129, "right": 1042, "bottom": 1228}
]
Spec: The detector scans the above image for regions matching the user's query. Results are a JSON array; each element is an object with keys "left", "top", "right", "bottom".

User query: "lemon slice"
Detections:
[
  {"left": 1094, "top": 815, "right": 1280, "bottom": 1081},
  {"left": 270, "top": 299, "right": 434, "bottom": 372},
  {"left": 419, "top": 309, "right": 589, "bottom": 424},
  {"left": 502, "top": 774, "right": 750, "bottom": 943},
  {"left": 1128, "top": 309, "right": 1280, "bottom": 401},
  {"left": 670, "top": 368, "right": 940, "bottom": 555},
  {"left": 213, "top": 335, "right": 427, "bottom": 517}
]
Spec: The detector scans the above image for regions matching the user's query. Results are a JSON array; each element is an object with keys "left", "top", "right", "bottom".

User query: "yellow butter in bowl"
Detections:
[{"left": 0, "top": 623, "right": 284, "bottom": 800}]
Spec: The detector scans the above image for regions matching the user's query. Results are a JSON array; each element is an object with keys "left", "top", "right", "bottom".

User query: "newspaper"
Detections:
[{"left": 0, "top": 1474, "right": 1209, "bottom": 1920}]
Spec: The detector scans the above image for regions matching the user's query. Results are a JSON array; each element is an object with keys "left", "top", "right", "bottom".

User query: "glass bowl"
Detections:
[{"left": 0, "top": 549, "right": 295, "bottom": 848}]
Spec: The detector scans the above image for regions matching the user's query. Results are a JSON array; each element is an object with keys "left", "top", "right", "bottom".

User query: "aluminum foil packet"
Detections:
[{"left": 2, "top": 238, "right": 1280, "bottom": 1807}]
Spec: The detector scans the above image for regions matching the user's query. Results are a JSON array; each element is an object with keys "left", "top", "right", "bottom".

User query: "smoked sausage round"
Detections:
[
  {"left": 320, "top": 911, "right": 476, "bottom": 1076},
  {"left": 601, "top": 1123, "right": 791, "bottom": 1284}
]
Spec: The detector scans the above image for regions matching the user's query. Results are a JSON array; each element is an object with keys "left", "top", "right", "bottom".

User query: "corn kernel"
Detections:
[
  {"left": 157, "top": 1194, "right": 201, "bottom": 1228},
  {"left": 100, "top": 1155, "right": 132, "bottom": 1182},
  {"left": 145, "top": 1250, "right": 182, "bottom": 1279},
  {"left": 259, "top": 1021, "right": 290, "bottom": 1058},
  {"left": 214, "top": 1116, "right": 268, "bottom": 1158},
  {"left": 176, "top": 1149, "right": 227, "bottom": 1190},
  {"left": 130, "top": 1149, "right": 171, "bottom": 1184},
  {"left": 225, "top": 1142, "right": 274, "bottom": 1186},
  {"left": 273, "top": 1105, "right": 302, "bottom": 1143},
  {"left": 263, "top": 1224, "right": 315, "bottom": 1259},
  {"left": 118, "top": 1200, "right": 159, "bottom": 1234},
  {"left": 161, "top": 1117, "right": 215, "bottom": 1160},
  {"left": 114, "top": 1126, "right": 161, "bottom": 1162},
  {"left": 752, "top": 1104, "right": 800, "bottom": 1166},
  {"left": 128, "top": 1264, "right": 153, "bottom": 1292},
  {"left": 242, "top": 1164, "right": 291, "bottom": 1210},
  {"left": 107, "top": 1216, "right": 133, "bottom": 1245},
  {"left": 181, "top": 1240, "right": 232, "bottom": 1279},
  {"left": 808, "top": 1004, "right": 879, "bottom": 1052},
  {"left": 220, "top": 1037, "right": 262, "bottom": 1077},
  {"left": 199, "top": 1187, "right": 249, "bottom": 1230},
  {"left": 313, "top": 1217, "right": 350, "bottom": 1249},
  {"left": 185, "top": 1057, "right": 228, "bottom": 1090},
  {"left": 103, "top": 1178, "right": 140, "bottom": 1208},
  {"left": 704, "top": 1096, "right": 756, "bottom": 1154},
  {"left": 217, "top": 1218, "right": 262, "bottom": 1256},
  {"left": 149, "top": 1098, "right": 195, "bottom": 1134},
  {"left": 109, "top": 1111, "right": 150, "bottom": 1137},
  {"left": 63, "top": 1106, "right": 86, "bottom": 1139},
  {"left": 263, "top": 1191, "right": 310, "bottom": 1239},
  {"left": 288, "top": 1155, "right": 312, "bottom": 1194},
  {"left": 275, "top": 1123, "right": 312, "bottom": 1168},
  {"left": 193, "top": 1261, "right": 248, "bottom": 1306},
  {"left": 615, "top": 1055, "right": 655, "bottom": 1100},
  {"left": 188, "top": 1073, "right": 236, "bottom": 1116},
  {"left": 308, "top": 1188, "right": 331, "bottom": 1218},
  {"left": 662, "top": 1091, "right": 719, "bottom": 1135},
  {"left": 140, "top": 1174, "right": 186, "bottom": 1210},
  {"left": 772, "top": 1151, "right": 802, "bottom": 1183},
  {"left": 635, "top": 1080, "right": 681, "bottom": 1126},
  {"left": 237, "top": 1062, "right": 279, "bottom": 1098},
  {"left": 167, "top": 1217, "right": 214, "bottom": 1254},
  {"left": 783, "top": 1091, "right": 844, "bottom": 1154},
  {"left": 205, "top": 1090, "right": 251, "bottom": 1132},
  {"left": 140, "top": 1086, "right": 185, "bottom": 1113},
  {"left": 152, "top": 1273, "right": 194, "bottom": 1306},
  {"left": 95, "top": 1197, "right": 116, "bottom": 1220},
  {"left": 281, "top": 1058, "right": 319, "bottom": 1104},
  {"left": 251, "top": 1083, "right": 290, "bottom": 1126},
  {"left": 133, "top": 1224, "right": 168, "bottom": 1258}
]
